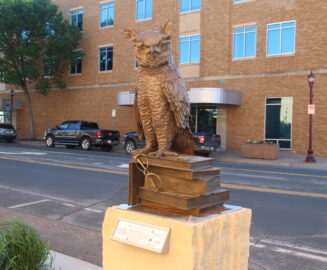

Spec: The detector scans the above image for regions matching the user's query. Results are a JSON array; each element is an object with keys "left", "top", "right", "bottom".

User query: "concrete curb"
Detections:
[{"left": 52, "top": 251, "right": 102, "bottom": 270}]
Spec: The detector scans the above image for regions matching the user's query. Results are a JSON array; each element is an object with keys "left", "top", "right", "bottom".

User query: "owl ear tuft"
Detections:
[
  {"left": 123, "top": 29, "right": 138, "bottom": 41},
  {"left": 161, "top": 20, "right": 172, "bottom": 36}
]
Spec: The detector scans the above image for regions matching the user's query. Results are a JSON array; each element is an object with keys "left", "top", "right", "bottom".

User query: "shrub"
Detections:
[{"left": 0, "top": 220, "right": 54, "bottom": 270}]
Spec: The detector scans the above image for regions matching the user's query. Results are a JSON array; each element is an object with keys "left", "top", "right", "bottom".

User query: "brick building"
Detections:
[{"left": 0, "top": 0, "right": 326, "bottom": 156}]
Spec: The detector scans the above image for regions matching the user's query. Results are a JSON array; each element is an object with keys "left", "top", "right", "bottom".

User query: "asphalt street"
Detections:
[{"left": 0, "top": 142, "right": 326, "bottom": 270}]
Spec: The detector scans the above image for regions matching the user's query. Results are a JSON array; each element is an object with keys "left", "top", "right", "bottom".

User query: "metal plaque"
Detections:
[{"left": 111, "top": 218, "right": 170, "bottom": 254}]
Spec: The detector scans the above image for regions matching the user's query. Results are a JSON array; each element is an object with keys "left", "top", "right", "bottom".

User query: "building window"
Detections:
[
  {"left": 267, "top": 21, "right": 296, "bottom": 56},
  {"left": 179, "top": 35, "right": 200, "bottom": 64},
  {"left": 234, "top": 0, "right": 248, "bottom": 3},
  {"left": 100, "top": 2, "right": 114, "bottom": 27},
  {"left": 99, "top": 47, "right": 113, "bottom": 71},
  {"left": 71, "top": 9, "right": 83, "bottom": 31},
  {"left": 136, "top": 0, "right": 152, "bottom": 21},
  {"left": 265, "top": 97, "right": 293, "bottom": 149},
  {"left": 70, "top": 55, "right": 82, "bottom": 74},
  {"left": 233, "top": 26, "right": 256, "bottom": 59},
  {"left": 180, "top": 0, "right": 201, "bottom": 13},
  {"left": 135, "top": 58, "right": 139, "bottom": 69}
]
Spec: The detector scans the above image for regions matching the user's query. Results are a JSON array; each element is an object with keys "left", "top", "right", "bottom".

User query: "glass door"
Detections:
[{"left": 191, "top": 105, "right": 218, "bottom": 133}]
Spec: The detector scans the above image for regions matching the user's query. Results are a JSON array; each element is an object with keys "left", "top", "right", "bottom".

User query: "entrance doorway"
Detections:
[
  {"left": 0, "top": 111, "right": 9, "bottom": 123},
  {"left": 191, "top": 105, "right": 218, "bottom": 133}
]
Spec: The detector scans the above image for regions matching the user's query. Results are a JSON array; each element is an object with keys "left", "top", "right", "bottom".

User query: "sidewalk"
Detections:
[
  {"left": 52, "top": 251, "right": 102, "bottom": 270},
  {"left": 212, "top": 150, "right": 327, "bottom": 170},
  {"left": 16, "top": 139, "right": 327, "bottom": 170}
]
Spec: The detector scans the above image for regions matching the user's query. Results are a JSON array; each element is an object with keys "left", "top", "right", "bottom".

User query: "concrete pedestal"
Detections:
[{"left": 103, "top": 205, "right": 251, "bottom": 270}]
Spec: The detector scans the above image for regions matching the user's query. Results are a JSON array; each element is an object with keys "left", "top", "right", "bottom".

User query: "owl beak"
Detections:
[{"left": 150, "top": 46, "right": 160, "bottom": 53}]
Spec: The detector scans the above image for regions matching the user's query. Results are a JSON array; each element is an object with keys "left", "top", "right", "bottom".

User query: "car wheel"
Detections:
[
  {"left": 45, "top": 135, "right": 55, "bottom": 148},
  {"left": 101, "top": 144, "right": 112, "bottom": 152},
  {"left": 66, "top": 145, "right": 75, "bottom": 149},
  {"left": 124, "top": 140, "right": 136, "bottom": 154},
  {"left": 81, "top": 137, "right": 92, "bottom": 151}
]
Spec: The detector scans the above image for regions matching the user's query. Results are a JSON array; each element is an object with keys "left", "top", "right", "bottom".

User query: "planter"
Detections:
[{"left": 241, "top": 143, "right": 279, "bottom": 160}]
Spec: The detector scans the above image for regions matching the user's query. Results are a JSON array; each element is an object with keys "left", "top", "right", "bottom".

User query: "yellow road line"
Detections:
[
  {"left": 0, "top": 155, "right": 326, "bottom": 199},
  {"left": 220, "top": 166, "right": 327, "bottom": 179},
  {"left": 0, "top": 156, "right": 128, "bottom": 175},
  {"left": 222, "top": 183, "right": 327, "bottom": 199}
]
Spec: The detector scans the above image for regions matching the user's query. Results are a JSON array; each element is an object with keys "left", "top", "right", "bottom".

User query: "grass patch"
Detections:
[{"left": 0, "top": 220, "right": 54, "bottom": 270}]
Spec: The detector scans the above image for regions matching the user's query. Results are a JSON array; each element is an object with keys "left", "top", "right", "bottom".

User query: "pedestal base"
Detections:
[{"left": 103, "top": 204, "right": 252, "bottom": 270}]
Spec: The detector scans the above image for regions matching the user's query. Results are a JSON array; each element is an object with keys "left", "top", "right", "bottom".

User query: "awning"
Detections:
[{"left": 189, "top": 88, "right": 242, "bottom": 105}]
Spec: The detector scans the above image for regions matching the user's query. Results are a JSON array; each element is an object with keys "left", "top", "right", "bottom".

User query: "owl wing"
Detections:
[
  {"left": 134, "top": 86, "right": 144, "bottom": 140},
  {"left": 162, "top": 69, "right": 191, "bottom": 130}
]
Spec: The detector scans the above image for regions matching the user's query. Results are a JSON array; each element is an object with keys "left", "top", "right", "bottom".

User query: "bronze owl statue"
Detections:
[{"left": 123, "top": 21, "right": 195, "bottom": 157}]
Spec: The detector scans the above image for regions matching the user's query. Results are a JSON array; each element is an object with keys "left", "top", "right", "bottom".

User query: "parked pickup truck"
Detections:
[
  {"left": 123, "top": 131, "right": 221, "bottom": 156},
  {"left": 44, "top": 120, "right": 120, "bottom": 151}
]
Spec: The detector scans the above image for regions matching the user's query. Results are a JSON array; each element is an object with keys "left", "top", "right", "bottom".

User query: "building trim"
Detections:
[{"left": 4, "top": 69, "right": 326, "bottom": 93}]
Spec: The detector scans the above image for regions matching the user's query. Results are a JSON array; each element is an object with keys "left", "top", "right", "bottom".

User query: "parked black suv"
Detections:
[
  {"left": 123, "top": 131, "right": 221, "bottom": 156},
  {"left": 0, "top": 123, "right": 16, "bottom": 143},
  {"left": 44, "top": 120, "right": 120, "bottom": 151}
]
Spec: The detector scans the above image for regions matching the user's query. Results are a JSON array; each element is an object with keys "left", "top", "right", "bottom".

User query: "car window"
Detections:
[
  {"left": 0, "top": 124, "right": 14, "bottom": 129},
  {"left": 58, "top": 122, "right": 69, "bottom": 129},
  {"left": 81, "top": 122, "right": 99, "bottom": 129},
  {"left": 68, "top": 122, "right": 80, "bottom": 130}
]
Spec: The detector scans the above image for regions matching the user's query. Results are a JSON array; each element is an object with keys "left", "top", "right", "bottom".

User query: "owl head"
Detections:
[{"left": 123, "top": 21, "right": 173, "bottom": 69}]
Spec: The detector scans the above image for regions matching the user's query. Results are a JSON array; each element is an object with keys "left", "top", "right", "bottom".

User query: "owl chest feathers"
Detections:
[{"left": 136, "top": 67, "right": 171, "bottom": 100}]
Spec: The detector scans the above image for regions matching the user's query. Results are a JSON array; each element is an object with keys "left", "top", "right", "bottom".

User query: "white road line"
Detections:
[
  {"left": 274, "top": 247, "right": 327, "bottom": 263},
  {"left": 62, "top": 203, "right": 75, "bottom": 207},
  {"left": 84, "top": 208, "right": 102, "bottom": 213},
  {"left": 250, "top": 243, "right": 266, "bottom": 248},
  {"left": 0, "top": 151, "right": 46, "bottom": 155},
  {"left": 0, "top": 184, "right": 84, "bottom": 206},
  {"left": 9, "top": 199, "right": 51, "bottom": 209},
  {"left": 117, "top": 164, "right": 129, "bottom": 168},
  {"left": 261, "top": 239, "right": 327, "bottom": 256},
  {"left": 222, "top": 172, "right": 287, "bottom": 181}
]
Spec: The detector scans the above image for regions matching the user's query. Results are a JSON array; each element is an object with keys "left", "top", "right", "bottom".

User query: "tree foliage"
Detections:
[
  {"left": 0, "top": 0, "right": 82, "bottom": 94},
  {"left": 0, "top": 0, "right": 82, "bottom": 138}
]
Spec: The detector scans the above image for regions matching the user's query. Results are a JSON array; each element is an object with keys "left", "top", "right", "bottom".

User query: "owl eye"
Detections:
[{"left": 160, "top": 43, "right": 168, "bottom": 51}]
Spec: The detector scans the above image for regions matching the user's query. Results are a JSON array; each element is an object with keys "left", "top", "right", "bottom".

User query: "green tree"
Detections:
[{"left": 0, "top": 0, "right": 82, "bottom": 139}]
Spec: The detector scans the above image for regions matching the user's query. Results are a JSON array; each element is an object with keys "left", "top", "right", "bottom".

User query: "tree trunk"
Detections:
[{"left": 22, "top": 86, "right": 35, "bottom": 140}]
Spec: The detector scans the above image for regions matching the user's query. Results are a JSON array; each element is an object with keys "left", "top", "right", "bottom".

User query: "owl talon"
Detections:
[{"left": 149, "top": 150, "right": 178, "bottom": 158}]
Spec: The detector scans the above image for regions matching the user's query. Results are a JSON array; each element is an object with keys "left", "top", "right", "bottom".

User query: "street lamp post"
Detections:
[
  {"left": 9, "top": 89, "right": 15, "bottom": 125},
  {"left": 305, "top": 71, "right": 316, "bottom": 163}
]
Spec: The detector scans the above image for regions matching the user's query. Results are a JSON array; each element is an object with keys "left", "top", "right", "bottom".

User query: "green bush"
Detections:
[{"left": 0, "top": 220, "right": 54, "bottom": 270}]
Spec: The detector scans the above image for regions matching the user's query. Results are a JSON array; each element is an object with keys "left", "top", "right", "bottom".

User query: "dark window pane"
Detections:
[
  {"left": 107, "top": 49, "right": 113, "bottom": 70},
  {"left": 265, "top": 105, "right": 281, "bottom": 138},
  {"left": 197, "top": 106, "right": 217, "bottom": 134},
  {"left": 279, "top": 141, "right": 291, "bottom": 149},
  {"left": 78, "top": 13, "right": 83, "bottom": 30},
  {"left": 266, "top": 98, "right": 281, "bottom": 104},
  {"left": 191, "top": 106, "right": 196, "bottom": 132}
]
